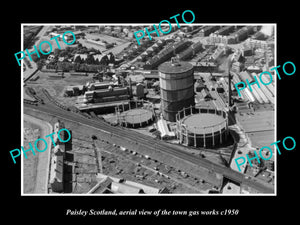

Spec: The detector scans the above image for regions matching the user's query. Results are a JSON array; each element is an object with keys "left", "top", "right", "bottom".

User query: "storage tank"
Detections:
[
  {"left": 158, "top": 60, "right": 195, "bottom": 122},
  {"left": 176, "top": 106, "right": 228, "bottom": 148},
  {"left": 136, "top": 83, "right": 144, "bottom": 99}
]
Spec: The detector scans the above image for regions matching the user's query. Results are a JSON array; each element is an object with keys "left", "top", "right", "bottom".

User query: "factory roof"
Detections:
[
  {"left": 158, "top": 61, "right": 193, "bottom": 74},
  {"left": 111, "top": 182, "right": 143, "bottom": 194},
  {"left": 236, "top": 110, "right": 274, "bottom": 149},
  {"left": 77, "top": 100, "right": 130, "bottom": 110},
  {"left": 157, "top": 118, "right": 175, "bottom": 138},
  {"left": 50, "top": 155, "right": 63, "bottom": 183},
  {"left": 88, "top": 173, "right": 161, "bottom": 194}
]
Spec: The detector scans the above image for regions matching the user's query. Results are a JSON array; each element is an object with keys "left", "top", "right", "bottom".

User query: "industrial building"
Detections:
[
  {"left": 49, "top": 121, "right": 70, "bottom": 193},
  {"left": 88, "top": 173, "right": 166, "bottom": 194},
  {"left": 48, "top": 31, "right": 82, "bottom": 42},
  {"left": 65, "top": 85, "right": 85, "bottom": 97},
  {"left": 86, "top": 39, "right": 114, "bottom": 49},
  {"left": 158, "top": 60, "right": 195, "bottom": 122},
  {"left": 50, "top": 145, "right": 64, "bottom": 192},
  {"left": 157, "top": 116, "right": 176, "bottom": 139},
  {"left": 75, "top": 79, "right": 131, "bottom": 106},
  {"left": 88, "top": 87, "right": 130, "bottom": 103},
  {"left": 23, "top": 25, "right": 275, "bottom": 195}
]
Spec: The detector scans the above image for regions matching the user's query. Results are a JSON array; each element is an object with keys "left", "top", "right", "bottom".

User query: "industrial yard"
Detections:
[{"left": 23, "top": 24, "right": 275, "bottom": 195}]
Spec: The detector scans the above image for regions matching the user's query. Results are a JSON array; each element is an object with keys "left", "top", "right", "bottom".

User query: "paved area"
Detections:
[
  {"left": 23, "top": 114, "right": 53, "bottom": 194},
  {"left": 223, "top": 181, "right": 240, "bottom": 194},
  {"left": 236, "top": 110, "right": 275, "bottom": 149},
  {"left": 228, "top": 120, "right": 275, "bottom": 193},
  {"left": 79, "top": 32, "right": 132, "bottom": 55},
  {"left": 24, "top": 104, "right": 274, "bottom": 193},
  {"left": 229, "top": 124, "right": 252, "bottom": 173}
]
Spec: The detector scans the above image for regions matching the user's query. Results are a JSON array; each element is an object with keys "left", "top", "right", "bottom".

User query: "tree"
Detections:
[
  {"left": 65, "top": 46, "right": 72, "bottom": 52},
  {"left": 94, "top": 58, "right": 100, "bottom": 65},
  {"left": 74, "top": 63, "right": 80, "bottom": 72},
  {"left": 36, "top": 61, "right": 44, "bottom": 70},
  {"left": 100, "top": 55, "right": 109, "bottom": 65},
  {"left": 57, "top": 62, "right": 73, "bottom": 72},
  {"left": 86, "top": 54, "right": 95, "bottom": 65},
  {"left": 79, "top": 64, "right": 88, "bottom": 72},
  {"left": 31, "top": 54, "right": 40, "bottom": 63},
  {"left": 108, "top": 52, "right": 115, "bottom": 63},
  {"left": 54, "top": 48, "right": 61, "bottom": 56},
  {"left": 59, "top": 50, "right": 68, "bottom": 57},
  {"left": 258, "top": 158, "right": 265, "bottom": 169},
  {"left": 74, "top": 55, "right": 82, "bottom": 64}
]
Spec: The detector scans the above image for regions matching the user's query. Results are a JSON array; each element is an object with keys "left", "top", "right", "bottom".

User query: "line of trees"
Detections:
[
  {"left": 73, "top": 53, "right": 115, "bottom": 65},
  {"left": 41, "top": 45, "right": 115, "bottom": 72},
  {"left": 46, "top": 62, "right": 105, "bottom": 72}
]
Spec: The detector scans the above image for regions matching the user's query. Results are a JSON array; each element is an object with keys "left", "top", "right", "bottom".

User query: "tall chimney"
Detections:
[{"left": 228, "top": 58, "right": 233, "bottom": 107}]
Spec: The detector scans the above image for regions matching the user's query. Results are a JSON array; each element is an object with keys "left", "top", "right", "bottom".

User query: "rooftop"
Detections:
[
  {"left": 236, "top": 110, "right": 274, "bottom": 149},
  {"left": 158, "top": 61, "right": 193, "bottom": 74},
  {"left": 182, "top": 113, "right": 226, "bottom": 134}
]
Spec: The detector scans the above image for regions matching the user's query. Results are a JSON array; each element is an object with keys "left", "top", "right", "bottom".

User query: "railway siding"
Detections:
[{"left": 24, "top": 103, "right": 274, "bottom": 193}]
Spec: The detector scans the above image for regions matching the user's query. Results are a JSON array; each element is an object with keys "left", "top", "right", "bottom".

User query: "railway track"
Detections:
[{"left": 24, "top": 98, "right": 274, "bottom": 193}]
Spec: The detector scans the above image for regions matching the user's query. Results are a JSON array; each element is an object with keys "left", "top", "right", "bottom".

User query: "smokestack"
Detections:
[
  {"left": 228, "top": 57, "right": 234, "bottom": 107},
  {"left": 128, "top": 77, "right": 133, "bottom": 97}
]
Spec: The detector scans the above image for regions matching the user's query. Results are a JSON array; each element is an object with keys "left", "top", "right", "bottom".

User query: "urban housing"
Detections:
[{"left": 23, "top": 24, "right": 276, "bottom": 195}]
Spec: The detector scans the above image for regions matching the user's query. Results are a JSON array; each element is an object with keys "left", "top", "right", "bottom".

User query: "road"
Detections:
[
  {"left": 29, "top": 26, "right": 52, "bottom": 50},
  {"left": 23, "top": 114, "right": 53, "bottom": 194},
  {"left": 23, "top": 26, "right": 51, "bottom": 81},
  {"left": 23, "top": 97, "right": 274, "bottom": 194}
]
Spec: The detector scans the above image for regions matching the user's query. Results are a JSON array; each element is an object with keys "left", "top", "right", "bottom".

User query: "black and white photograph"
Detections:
[
  {"left": 21, "top": 24, "right": 276, "bottom": 195},
  {"left": 3, "top": 4, "right": 298, "bottom": 224}
]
